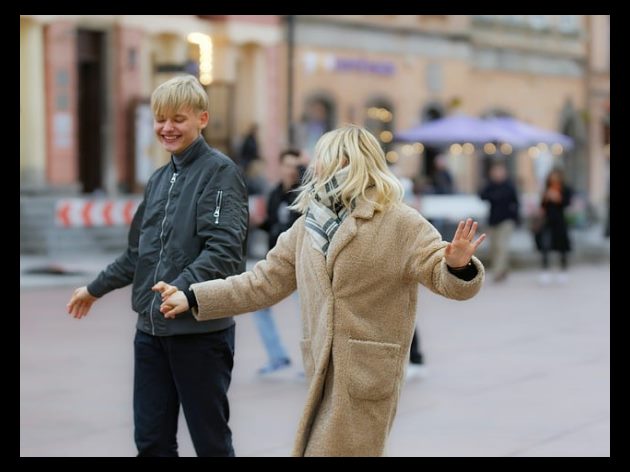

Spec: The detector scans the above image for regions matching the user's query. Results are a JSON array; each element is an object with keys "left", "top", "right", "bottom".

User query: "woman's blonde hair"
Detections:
[
  {"left": 291, "top": 125, "right": 403, "bottom": 214},
  {"left": 151, "top": 75, "right": 209, "bottom": 117}
]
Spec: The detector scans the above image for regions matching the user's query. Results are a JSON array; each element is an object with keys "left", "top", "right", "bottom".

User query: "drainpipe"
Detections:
[{"left": 287, "top": 15, "right": 295, "bottom": 147}]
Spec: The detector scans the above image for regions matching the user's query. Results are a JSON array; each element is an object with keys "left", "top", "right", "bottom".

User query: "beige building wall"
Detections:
[
  {"left": 305, "top": 15, "right": 469, "bottom": 35},
  {"left": 292, "top": 48, "right": 470, "bottom": 129},
  {"left": 587, "top": 15, "right": 610, "bottom": 212},
  {"left": 20, "top": 17, "right": 47, "bottom": 188},
  {"left": 289, "top": 15, "right": 594, "bottom": 198},
  {"left": 291, "top": 43, "right": 585, "bottom": 195},
  {"left": 468, "top": 69, "right": 585, "bottom": 194},
  {"left": 20, "top": 14, "right": 606, "bottom": 208}
]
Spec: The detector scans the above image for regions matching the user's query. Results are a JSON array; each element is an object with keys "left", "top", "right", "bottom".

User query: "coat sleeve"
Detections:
[
  {"left": 189, "top": 217, "right": 301, "bottom": 320},
  {"left": 86, "top": 180, "right": 151, "bottom": 297},
  {"left": 169, "top": 164, "right": 249, "bottom": 290},
  {"left": 403, "top": 211, "right": 484, "bottom": 300}
]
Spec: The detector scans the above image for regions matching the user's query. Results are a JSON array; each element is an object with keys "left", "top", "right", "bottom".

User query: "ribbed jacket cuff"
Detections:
[
  {"left": 86, "top": 278, "right": 108, "bottom": 298},
  {"left": 184, "top": 287, "right": 198, "bottom": 309},
  {"left": 446, "top": 261, "right": 478, "bottom": 281}
]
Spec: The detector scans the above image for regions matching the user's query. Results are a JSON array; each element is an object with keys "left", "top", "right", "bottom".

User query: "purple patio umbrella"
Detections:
[
  {"left": 394, "top": 114, "right": 529, "bottom": 147},
  {"left": 484, "top": 117, "right": 574, "bottom": 150}
]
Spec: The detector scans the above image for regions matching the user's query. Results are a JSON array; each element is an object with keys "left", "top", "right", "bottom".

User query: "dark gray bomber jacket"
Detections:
[{"left": 87, "top": 137, "right": 249, "bottom": 336}]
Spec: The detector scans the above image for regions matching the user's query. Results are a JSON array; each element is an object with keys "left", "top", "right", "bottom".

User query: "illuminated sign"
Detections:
[{"left": 334, "top": 58, "right": 395, "bottom": 75}]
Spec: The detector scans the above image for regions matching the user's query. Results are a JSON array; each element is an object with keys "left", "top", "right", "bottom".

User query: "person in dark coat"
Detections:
[
  {"left": 239, "top": 123, "right": 259, "bottom": 172},
  {"left": 536, "top": 168, "right": 573, "bottom": 284},
  {"left": 479, "top": 161, "right": 520, "bottom": 282},
  {"left": 432, "top": 154, "right": 455, "bottom": 195}
]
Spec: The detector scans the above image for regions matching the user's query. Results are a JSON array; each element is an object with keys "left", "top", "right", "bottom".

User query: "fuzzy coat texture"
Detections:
[{"left": 190, "top": 189, "right": 485, "bottom": 456}]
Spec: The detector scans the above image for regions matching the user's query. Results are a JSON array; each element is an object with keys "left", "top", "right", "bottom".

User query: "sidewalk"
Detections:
[{"left": 20, "top": 263, "right": 610, "bottom": 456}]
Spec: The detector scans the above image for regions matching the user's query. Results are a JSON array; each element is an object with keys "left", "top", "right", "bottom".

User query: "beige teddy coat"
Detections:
[{"left": 190, "top": 191, "right": 484, "bottom": 456}]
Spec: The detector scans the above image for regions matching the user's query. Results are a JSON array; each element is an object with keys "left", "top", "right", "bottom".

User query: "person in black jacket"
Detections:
[
  {"left": 239, "top": 123, "right": 259, "bottom": 172},
  {"left": 66, "top": 75, "right": 249, "bottom": 457},
  {"left": 253, "top": 149, "right": 303, "bottom": 374},
  {"left": 479, "top": 161, "right": 520, "bottom": 282},
  {"left": 536, "top": 168, "right": 573, "bottom": 284}
]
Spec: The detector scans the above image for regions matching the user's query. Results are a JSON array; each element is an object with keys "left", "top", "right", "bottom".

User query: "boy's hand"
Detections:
[
  {"left": 160, "top": 291, "right": 189, "bottom": 319},
  {"left": 67, "top": 286, "right": 98, "bottom": 319},
  {"left": 152, "top": 281, "right": 178, "bottom": 301}
]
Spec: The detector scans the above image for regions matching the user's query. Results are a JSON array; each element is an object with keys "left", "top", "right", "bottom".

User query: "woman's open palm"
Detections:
[{"left": 444, "top": 218, "right": 486, "bottom": 268}]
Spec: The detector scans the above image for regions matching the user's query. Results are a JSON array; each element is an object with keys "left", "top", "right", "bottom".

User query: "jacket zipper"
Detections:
[
  {"left": 213, "top": 190, "right": 223, "bottom": 224},
  {"left": 149, "top": 172, "right": 178, "bottom": 335}
]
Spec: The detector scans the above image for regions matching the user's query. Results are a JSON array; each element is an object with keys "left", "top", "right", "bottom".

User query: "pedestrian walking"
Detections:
[
  {"left": 239, "top": 123, "right": 259, "bottom": 172},
  {"left": 479, "top": 161, "right": 520, "bottom": 282},
  {"left": 254, "top": 149, "right": 302, "bottom": 375},
  {"left": 535, "top": 168, "right": 573, "bottom": 284}
]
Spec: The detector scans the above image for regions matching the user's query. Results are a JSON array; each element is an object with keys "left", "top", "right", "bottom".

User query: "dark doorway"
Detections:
[
  {"left": 77, "top": 30, "right": 104, "bottom": 193},
  {"left": 480, "top": 109, "right": 516, "bottom": 185},
  {"left": 420, "top": 104, "right": 444, "bottom": 181},
  {"left": 365, "top": 97, "right": 394, "bottom": 155}
]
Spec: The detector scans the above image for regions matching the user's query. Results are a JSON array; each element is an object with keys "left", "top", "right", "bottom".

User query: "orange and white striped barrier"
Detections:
[
  {"left": 55, "top": 199, "right": 142, "bottom": 228},
  {"left": 55, "top": 196, "right": 269, "bottom": 228}
]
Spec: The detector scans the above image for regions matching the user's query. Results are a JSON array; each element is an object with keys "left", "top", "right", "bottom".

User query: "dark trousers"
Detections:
[
  {"left": 133, "top": 326, "right": 235, "bottom": 457},
  {"left": 409, "top": 328, "right": 424, "bottom": 364}
]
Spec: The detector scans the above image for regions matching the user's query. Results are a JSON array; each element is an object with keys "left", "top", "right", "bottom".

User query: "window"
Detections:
[
  {"left": 558, "top": 15, "right": 579, "bottom": 34},
  {"left": 300, "top": 95, "right": 336, "bottom": 160},
  {"left": 528, "top": 15, "right": 550, "bottom": 31},
  {"left": 426, "top": 63, "right": 443, "bottom": 93}
]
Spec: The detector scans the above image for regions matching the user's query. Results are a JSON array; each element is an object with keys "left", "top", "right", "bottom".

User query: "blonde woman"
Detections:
[{"left": 153, "top": 125, "right": 486, "bottom": 457}]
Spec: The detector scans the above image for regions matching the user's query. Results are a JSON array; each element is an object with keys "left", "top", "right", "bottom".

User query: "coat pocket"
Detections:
[
  {"left": 347, "top": 338, "right": 401, "bottom": 401},
  {"left": 300, "top": 338, "right": 315, "bottom": 383}
]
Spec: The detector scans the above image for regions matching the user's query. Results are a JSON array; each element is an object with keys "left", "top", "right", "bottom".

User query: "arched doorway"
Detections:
[
  {"left": 419, "top": 102, "right": 445, "bottom": 184},
  {"left": 77, "top": 29, "right": 105, "bottom": 194}
]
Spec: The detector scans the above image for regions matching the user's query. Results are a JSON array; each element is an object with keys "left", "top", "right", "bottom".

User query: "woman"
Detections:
[
  {"left": 153, "top": 125, "right": 486, "bottom": 456},
  {"left": 536, "top": 168, "right": 573, "bottom": 284}
]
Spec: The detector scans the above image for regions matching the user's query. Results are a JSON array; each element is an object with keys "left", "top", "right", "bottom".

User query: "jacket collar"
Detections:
[
  {"left": 170, "top": 136, "right": 206, "bottom": 172},
  {"left": 349, "top": 186, "right": 378, "bottom": 220},
  {"left": 323, "top": 187, "right": 379, "bottom": 276}
]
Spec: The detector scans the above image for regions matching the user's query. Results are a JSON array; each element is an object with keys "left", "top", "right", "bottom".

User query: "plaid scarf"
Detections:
[{"left": 305, "top": 167, "right": 352, "bottom": 256}]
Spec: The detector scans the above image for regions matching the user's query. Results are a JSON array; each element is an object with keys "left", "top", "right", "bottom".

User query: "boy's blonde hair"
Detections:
[
  {"left": 291, "top": 125, "right": 404, "bottom": 214},
  {"left": 151, "top": 75, "right": 209, "bottom": 117}
]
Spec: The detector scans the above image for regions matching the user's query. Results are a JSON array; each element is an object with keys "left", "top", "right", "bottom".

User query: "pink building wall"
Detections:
[{"left": 44, "top": 21, "right": 78, "bottom": 186}]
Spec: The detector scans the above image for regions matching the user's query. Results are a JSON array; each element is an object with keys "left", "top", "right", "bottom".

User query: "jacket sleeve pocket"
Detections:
[{"left": 347, "top": 338, "right": 401, "bottom": 401}]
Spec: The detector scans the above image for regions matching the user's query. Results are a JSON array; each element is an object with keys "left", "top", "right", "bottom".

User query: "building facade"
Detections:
[
  {"left": 281, "top": 15, "right": 609, "bottom": 214},
  {"left": 20, "top": 14, "right": 284, "bottom": 195},
  {"left": 20, "top": 15, "right": 609, "bottom": 214}
]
